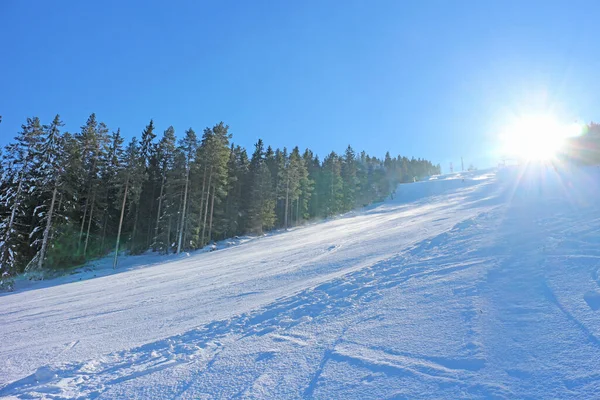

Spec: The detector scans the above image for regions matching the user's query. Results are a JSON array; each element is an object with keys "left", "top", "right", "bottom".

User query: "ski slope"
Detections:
[{"left": 2, "top": 165, "right": 600, "bottom": 399}]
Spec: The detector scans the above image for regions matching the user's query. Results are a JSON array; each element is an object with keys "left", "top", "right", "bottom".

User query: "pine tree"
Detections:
[
  {"left": 341, "top": 145, "right": 358, "bottom": 211},
  {"left": 176, "top": 128, "right": 197, "bottom": 253},
  {"left": 288, "top": 147, "right": 307, "bottom": 226},
  {"left": 196, "top": 122, "right": 230, "bottom": 247},
  {"left": 113, "top": 137, "right": 144, "bottom": 268},
  {"left": 0, "top": 113, "right": 441, "bottom": 274},
  {"left": 153, "top": 126, "right": 176, "bottom": 252},
  {"left": 75, "top": 114, "right": 110, "bottom": 257},
  {"left": 30, "top": 115, "right": 66, "bottom": 270},
  {"left": 98, "top": 129, "right": 124, "bottom": 254},
  {"left": 0, "top": 117, "right": 44, "bottom": 280},
  {"left": 320, "top": 152, "right": 344, "bottom": 216},
  {"left": 134, "top": 119, "right": 156, "bottom": 251},
  {"left": 276, "top": 148, "right": 291, "bottom": 229},
  {"left": 223, "top": 144, "right": 248, "bottom": 238},
  {"left": 163, "top": 148, "right": 187, "bottom": 253},
  {"left": 83, "top": 122, "right": 109, "bottom": 257},
  {"left": 303, "top": 150, "right": 321, "bottom": 219},
  {"left": 293, "top": 147, "right": 312, "bottom": 223},
  {"left": 247, "top": 140, "right": 275, "bottom": 233}
]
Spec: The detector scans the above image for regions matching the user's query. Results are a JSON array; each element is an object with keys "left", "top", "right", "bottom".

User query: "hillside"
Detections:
[{"left": 1, "top": 165, "right": 600, "bottom": 399}]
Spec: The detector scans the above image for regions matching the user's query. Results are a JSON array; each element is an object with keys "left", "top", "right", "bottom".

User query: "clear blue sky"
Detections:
[{"left": 1, "top": 0, "right": 598, "bottom": 170}]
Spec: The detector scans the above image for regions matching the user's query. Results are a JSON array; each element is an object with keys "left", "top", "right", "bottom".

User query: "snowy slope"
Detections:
[{"left": 1, "top": 165, "right": 600, "bottom": 399}]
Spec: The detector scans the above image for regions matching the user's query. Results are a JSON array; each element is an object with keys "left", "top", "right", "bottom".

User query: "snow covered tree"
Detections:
[
  {"left": 28, "top": 115, "right": 66, "bottom": 271},
  {"left": 75, "top": 114, "right": 110, "bottom": 257},
  {"left": 0, "top": 113, "right": 440, "bottom": 273},
  {"left": 0, "top": 117, "right": 44, "bottom": 282},
  {"left": 97, "top": 129, "right": 124, "bottom": 254}
]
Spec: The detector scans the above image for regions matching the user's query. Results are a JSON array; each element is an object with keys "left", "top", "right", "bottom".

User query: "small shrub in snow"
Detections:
[{"left": 0, "top": 271, "right": 15, "bottom": 292}]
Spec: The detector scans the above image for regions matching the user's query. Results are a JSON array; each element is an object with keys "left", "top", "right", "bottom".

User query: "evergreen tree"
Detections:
[
  {"left": 0, "top": 113, "right": 441, "bottom": 276},
  {"left": 176, "top": 128, "right": 197, "bottom": 253},
  {"left": 113, "top": 137, "right": 145, "bottom": 268},
  {"left": 97, "top": 129, "right": 124, "bottom": 255},
  {"left": 135, "top": 119, "right": 156, "bottom": 251},
  {"left": 0, "top": 117, "right": 44, "bottom": 279},
  {"left": 303, "top": 150, "right": 321, "bottom": 219},
  {"left": 320, "top": 152, "right": 344, "bottom": 216},
  {"left": 341, "top": 145, "right": 358, "bottom": 211},
  {"left": 288, "top": 146, "right": 308, "bottom": 226},
  {"left": 276, "top": 148, "right": 291, "bottom": 229},
  {"left": 298, "top": 149, "right": 315, "bottom": 221},
  {"left": 29, "top": 115, "right": 66, "bottom": 270},
  {"left": 153, "top": 126, "right": 176, "bottom": 252},
  {"left": 196, "top": 122, "right": 230, "bottom": 247},
  {"left": 75, "top": 114, "right": 110, "bottom": 257},
  {"left": 223, "top": 145, "right": 248, "bottom": 238},
  {"left": 247, "top": 140, "right": 275, "bottom": 233}
]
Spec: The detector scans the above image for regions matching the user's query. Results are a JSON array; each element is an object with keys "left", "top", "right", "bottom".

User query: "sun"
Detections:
[{"left": 499, "top": 114, "right": 580, "bottom": 161}]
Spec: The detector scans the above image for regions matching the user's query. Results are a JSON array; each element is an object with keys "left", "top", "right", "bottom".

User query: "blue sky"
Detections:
[{"left": 1, "top": 0, "right": 598, "bottom": 170}]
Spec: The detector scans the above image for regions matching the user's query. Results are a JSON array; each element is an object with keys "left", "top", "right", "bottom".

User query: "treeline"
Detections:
[
  {"left": 0, "top": 114, "right": 440, "bottom": 286},
  {"left": 561, "top": 122, "right": 600, "bottom": 165}
]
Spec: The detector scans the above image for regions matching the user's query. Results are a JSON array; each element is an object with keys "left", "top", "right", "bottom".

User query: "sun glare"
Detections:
[{"left": 500, "top": 114, "right": 580, "bottom": 161}]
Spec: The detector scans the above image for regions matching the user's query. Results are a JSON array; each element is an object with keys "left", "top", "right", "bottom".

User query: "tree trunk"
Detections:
[
  {"left": 100, "top": 187, "right": 110, "bottom": 252},
  {"left": 284, "top": 176, "right": 289, "bottom": 229},
  {"left": 208, "top": 185, "right": 216, "bottom": 243},
  {"left": 100, "top": 213, "right": 108, "bottom": 254},
  {"left": 224, "top": 183, "right": 232, "bottom": 239},
  {"left": 183, "top": 187, "right": 192, "bottom": 248},
  {"left": 166, "top": 215, "right": 171, "bottom": 255},
  {"left": 330, "top": 162, "right": 334, "bottom": 216},
  {"left": 56, "top": 192, "right": 63, "bottom": 216},
  {"left": 79, "top": 154, "right": 97, "bottom": 247},
  {"left": 175, "top": 186, "right": 184, "bottom": 243},
  {"left": 8, "top": 173, "right": 24, "bottom": 231},
  {"left": 176, "top": 167, "right": 190, "bottom": 254},
  {"left": 113, "top": 178, "right": 129, "bottom": 269},
  {"left": 83, "top": 190, "right": 96, "bottom": 257},
  {"left": 50, "top": 191, "right": 63, "bottom": 244},
  {"left": 131, "top": 203, "right": 139, "bottom": 252},
  {"left": 146, "top": 181, "right": 156, "bottom": 249},
  {"left": 78, "top": 196, "right": 89, "bottom": 248},
  {"left": 200, "top": 168, "right": 213, "bottom": 247},
  {"left": 197, "top": 164, "right": 207, "bottom": 243},
  {"left": 153, "top": 173, "right": 165, "bottom": 251},
  {"left": 38, "top": 183, "right": 58, "bottom": 270}
]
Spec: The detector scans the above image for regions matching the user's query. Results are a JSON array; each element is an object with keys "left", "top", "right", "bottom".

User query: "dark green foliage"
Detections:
[
  {"left": 44, "top": 223, "right": 86, "bottom": 269},
  {"left": 561, "top": 123, "right": 600, "bottom": 165},
  {"left": 247, "top": 140, "right": 276, "bottom": 233},
  {"left": 0, "top": 114, "right": 441, "bottom": 275}
]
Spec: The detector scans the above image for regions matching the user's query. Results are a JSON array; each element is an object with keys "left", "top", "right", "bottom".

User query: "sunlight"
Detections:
[{"left": 499, "top": 114, "right": 581, "bottom": 161}]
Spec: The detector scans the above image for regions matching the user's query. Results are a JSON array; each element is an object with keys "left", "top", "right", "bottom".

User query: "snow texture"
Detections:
[{"left": 1, "top": 165, "right": 600, "bottom": 399}]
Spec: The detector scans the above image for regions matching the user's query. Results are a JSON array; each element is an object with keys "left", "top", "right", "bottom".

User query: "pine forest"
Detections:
[{"left": 0, "top": 114, "right": 441, "bottom": 286}]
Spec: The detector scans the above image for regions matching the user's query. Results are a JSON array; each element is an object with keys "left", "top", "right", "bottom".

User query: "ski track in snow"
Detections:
[{"left": 2, "top": 167, "right": 600, "bottom": 398}]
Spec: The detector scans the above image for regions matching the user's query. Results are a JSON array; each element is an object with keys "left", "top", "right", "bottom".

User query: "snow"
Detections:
[{"left": 2, "top": 165, "right": 600, "bottom": 399}]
